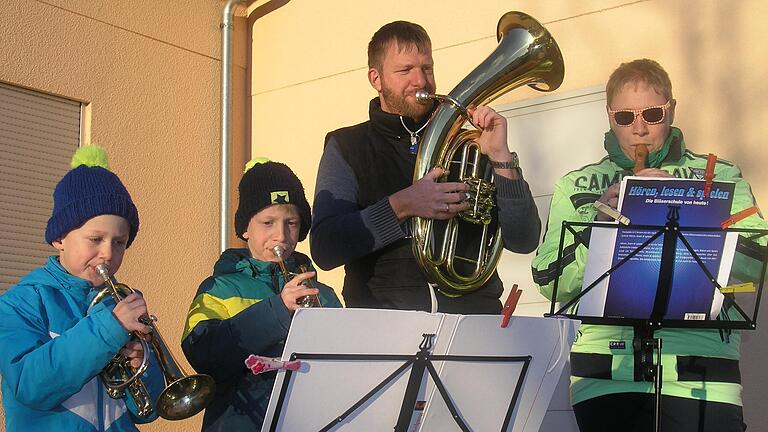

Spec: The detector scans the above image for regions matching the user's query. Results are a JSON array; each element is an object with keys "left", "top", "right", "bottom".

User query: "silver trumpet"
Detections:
[
  {"left": 271, "top": 246, "right": 323, "bottom": 308},
  {"left": 91, "top": 264, "right": 216, "bottom": 420}
]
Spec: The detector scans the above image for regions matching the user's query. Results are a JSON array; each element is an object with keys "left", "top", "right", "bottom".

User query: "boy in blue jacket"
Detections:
[
  {"left": 0, "top": 146, "right": 161, "bottom": 431},
  {"left": 182, "top": 159, "right": 342, "bottom": 431}
]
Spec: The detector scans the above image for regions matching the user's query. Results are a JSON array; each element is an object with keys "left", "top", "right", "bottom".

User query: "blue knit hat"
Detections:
[{"left": 45, "top": 146, "right": 140, "bottom": 248}]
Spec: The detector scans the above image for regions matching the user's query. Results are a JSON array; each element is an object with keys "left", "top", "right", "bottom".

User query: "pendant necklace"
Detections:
[{"left": 400, "top": 116, "right": 428, "bottom": 154}]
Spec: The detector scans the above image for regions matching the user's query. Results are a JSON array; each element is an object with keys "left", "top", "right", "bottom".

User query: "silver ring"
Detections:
[{"left": 445, "top": 203, "right": 450, "bottom": 213}]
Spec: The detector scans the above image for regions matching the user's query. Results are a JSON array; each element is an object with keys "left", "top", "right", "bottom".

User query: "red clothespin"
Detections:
[
  {"left": 702, "top": 153, "right": 717, "bottom": 198},
  {"left": 721, "top": 206, "right": 760, "bottom": 229},
  {"left": 500, "top": 284, "right": 522, "bottom": 328}
]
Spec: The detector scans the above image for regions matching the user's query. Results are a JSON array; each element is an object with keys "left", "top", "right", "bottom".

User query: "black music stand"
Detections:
[{"left": 545, "top": 207, "right": 767, "bottom": 432}]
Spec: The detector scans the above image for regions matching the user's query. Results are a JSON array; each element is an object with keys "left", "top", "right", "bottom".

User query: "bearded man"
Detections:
[{"left": 311, "top": 20, "right": 540, "bottom": 314}]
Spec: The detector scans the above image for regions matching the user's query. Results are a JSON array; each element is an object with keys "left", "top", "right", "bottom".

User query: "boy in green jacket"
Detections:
[{"left": 182, "top": 159, "right": 342, "bottom": 431}]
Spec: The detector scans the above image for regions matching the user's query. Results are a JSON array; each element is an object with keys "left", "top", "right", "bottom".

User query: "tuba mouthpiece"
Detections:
[
  {"left": 415, "top": 90, "right": 433, "bottom": 104},
  {"left": 416, "top": 91, "right": 476, "bottom": 127}
]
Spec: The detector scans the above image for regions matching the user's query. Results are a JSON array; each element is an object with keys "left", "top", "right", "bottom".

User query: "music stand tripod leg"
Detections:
[{"left": 654, "top": 339, "right": 663, "bottom": 432}]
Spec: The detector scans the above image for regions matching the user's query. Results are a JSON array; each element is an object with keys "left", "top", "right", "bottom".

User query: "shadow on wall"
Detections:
[
  {"left": 675, "top": 1, "right": 746, "bottom": 163},
  {"left": 248, "top": 0, "right": 291, "bottom": 21},
  {"left": 667, "top": 10, "right": 768, "bottom": 431}
]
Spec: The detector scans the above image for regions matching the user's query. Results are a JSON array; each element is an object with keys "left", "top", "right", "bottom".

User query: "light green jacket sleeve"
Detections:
[{"left": 531, "top": 176, "right": 596, "bottom": 303}]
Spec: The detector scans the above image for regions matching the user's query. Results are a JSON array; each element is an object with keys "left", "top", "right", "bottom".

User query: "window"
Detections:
[{"left": 0, "top": 82, "right": 81, "bottom": 293}]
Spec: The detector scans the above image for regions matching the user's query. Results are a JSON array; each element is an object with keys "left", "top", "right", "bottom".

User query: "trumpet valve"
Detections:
[{"left": 296, "top": 295, "right": 322, "bottom": 308}]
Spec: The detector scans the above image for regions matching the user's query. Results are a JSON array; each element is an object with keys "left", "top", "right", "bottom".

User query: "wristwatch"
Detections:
[{"left": 489, "top": 152, "right": 519, "bottom": 169}]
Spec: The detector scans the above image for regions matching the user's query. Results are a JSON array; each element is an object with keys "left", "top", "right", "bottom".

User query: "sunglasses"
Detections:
[{"left": 608, "top": 101, "right": 671, "bottom": 126}]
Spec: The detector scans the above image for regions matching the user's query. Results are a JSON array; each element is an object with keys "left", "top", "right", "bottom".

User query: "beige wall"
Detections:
[
  {"left": 250, "top": 0, "right": 768, "bottom": 429},
  {"left": 0, "top": 1, "right": 248, "bottom": 430},
  {"left": 1, "top": 0, "right": 766, "bottom": 430}
]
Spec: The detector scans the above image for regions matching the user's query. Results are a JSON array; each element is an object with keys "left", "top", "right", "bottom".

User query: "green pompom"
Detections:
[
  {"left": 244, "top": 157, "right": 271, "bottom": 173},
  {"left": 70, "top": 145, "right": 110, "bottom": 170}
]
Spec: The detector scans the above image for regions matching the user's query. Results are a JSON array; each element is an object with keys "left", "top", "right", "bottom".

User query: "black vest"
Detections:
[{"left": 326, "top": 99, "right": 503, "bottom": 314}]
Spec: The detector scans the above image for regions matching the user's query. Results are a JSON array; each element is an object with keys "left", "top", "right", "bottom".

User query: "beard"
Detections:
[{"left": 380, "top": 81, "right": 436, "bottom": 120}]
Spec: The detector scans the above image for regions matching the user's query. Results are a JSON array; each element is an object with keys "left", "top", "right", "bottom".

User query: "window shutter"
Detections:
[{"left": 0, "top": 82, "right": 81, "bottom": 293}]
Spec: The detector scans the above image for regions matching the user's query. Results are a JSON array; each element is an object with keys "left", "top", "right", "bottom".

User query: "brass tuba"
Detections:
[
  {"left": 411, "top": 11, "right": 564, "bottom": 294},
  {"left": 91, "top": 264, "right": 216, "bottom": 420}
]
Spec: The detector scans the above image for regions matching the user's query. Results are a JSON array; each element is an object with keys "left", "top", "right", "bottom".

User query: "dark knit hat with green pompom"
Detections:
[
  {"left": 234, "top": 158, "right": 311, "bottom": 242},
  {"left": 45, "top": 145, "right": 140, "bottom": 248}
]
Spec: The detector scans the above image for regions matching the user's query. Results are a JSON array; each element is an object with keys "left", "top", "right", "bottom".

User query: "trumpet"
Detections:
[
  {"left": 271, "top": 246, "right": 322, "bottom": 308},
  {"left": 91, "top": 264, "right": 216, "bottom": 420}
]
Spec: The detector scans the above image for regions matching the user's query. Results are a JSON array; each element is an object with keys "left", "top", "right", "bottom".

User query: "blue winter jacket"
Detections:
[{"left": 0, "top": 257, "right": 162, "bottom": 431}]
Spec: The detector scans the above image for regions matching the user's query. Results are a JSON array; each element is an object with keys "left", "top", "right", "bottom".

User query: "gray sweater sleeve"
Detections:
[
  {"left": 310, "top": 139, "right": 406, "bottom": 270},
  {"left": 494, "top": 171, "right": 541, "bottom": 253}
]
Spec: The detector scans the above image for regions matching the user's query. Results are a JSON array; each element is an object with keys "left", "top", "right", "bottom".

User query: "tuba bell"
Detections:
[
  {"left": 411, "top": 11, "right": 564, "bottom": 295},
  {"left": 90, "top": 264, "right": 216, "bottom": 420}
]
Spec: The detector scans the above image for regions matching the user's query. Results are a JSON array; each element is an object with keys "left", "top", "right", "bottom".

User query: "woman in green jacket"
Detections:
[{"left": 532, "top": 59, "right": 767, "bottom": 432}]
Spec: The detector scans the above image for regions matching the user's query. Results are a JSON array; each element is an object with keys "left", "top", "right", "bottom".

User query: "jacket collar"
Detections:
[
  {"left": 215, "top": 248, "right": 294, "bottom": 277},
  {"left": 368, "top": 97, "right": 435, "bottom": 139},
  {"left": 663, "top": 129, "right": 685, "bottom": 164},
  {"left": 604, "top": 126, "right": 687, "bottom": 170},
  {"left": 43, "top": 256, "right": 95, "bottom": 301}
]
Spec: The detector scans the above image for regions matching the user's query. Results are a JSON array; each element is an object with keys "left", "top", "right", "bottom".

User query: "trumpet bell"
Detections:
[{"left": 156, "top": 373, "right": 216, "bottom": 420}]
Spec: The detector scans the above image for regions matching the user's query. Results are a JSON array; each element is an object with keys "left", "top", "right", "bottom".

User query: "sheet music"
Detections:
[{"left": 580, "top": 176, "right": 738, "bottom": 320}]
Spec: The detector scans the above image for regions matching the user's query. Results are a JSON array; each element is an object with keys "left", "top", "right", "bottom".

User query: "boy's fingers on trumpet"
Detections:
[
  {"left": 135, "top": 328, "right": 154, "bottom": 341},
  {"left": 284, "top": 271, "right": 316, "bottom": 288},
  {"left": 113, "top": 293, "right": 152, "bottom": 334},
  {"left": 120, "top": 340, "right": 145, "bottom": 368},
  {"left": 281, "top": 284, "right": 319, "bottom": 312},
  {"left": 130, "top": 318, "right": 153, "bottom": 335}
]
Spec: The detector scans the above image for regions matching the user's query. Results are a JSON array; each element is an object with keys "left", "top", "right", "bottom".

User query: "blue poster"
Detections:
[{"left": 602, "top": 178, "right": 734, "bottom": 320}]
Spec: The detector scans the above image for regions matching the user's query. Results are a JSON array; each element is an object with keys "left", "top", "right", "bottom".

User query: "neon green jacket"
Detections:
[{"left": 532, "top": 132, "right": 767, "bottom": 406}]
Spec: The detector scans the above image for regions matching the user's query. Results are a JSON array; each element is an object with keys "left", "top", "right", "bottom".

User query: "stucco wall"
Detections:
[
  {"left": 0, "top": 1, "right": 248, "bottom": 430},
  {"left": 249, "top": 0, "right": 768, "bottom": 429},
  {"left": 1, "top": 0, "right": 766, "bottom": 430}
]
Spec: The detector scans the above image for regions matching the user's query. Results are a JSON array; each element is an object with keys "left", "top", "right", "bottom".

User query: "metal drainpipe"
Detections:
[{"left": 220, "top": 0, "right": 246, "bottom": 252}]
